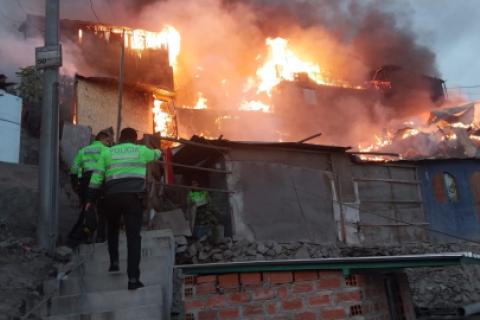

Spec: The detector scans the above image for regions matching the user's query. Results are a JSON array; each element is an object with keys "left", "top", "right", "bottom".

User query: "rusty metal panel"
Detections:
[{"left": 229, "top": 160, "right": 336, "bottom": 242}]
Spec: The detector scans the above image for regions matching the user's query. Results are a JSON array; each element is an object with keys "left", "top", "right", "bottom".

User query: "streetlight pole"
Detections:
[{"left": 37, "top": 0, "right": 61, "bottom": 252}]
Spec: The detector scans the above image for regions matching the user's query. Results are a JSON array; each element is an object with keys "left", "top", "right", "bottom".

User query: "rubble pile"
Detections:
[
  {"left": 407, "top": 265, "right": 480, "bottom": 309},
  {"left": 360, "top": 102, "right": 480, "bottom": 160},
  {"left": 175, "top": 236, "right": 480, "bottom": 264},
  {"left": 175, "top": 236, "right": 341, "bottom": 264}
]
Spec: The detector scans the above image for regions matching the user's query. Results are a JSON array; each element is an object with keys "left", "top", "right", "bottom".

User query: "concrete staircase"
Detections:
[{"left": 42, "top": 229, "right": 175, "bottom": 320}]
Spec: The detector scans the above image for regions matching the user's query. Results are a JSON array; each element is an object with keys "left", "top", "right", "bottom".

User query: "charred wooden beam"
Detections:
[
  {"left": 297, "top": 132, "right": 322, "bottom": 143},
  {"left": 158, "top": 136, "right": 230, "bottom": 151}
]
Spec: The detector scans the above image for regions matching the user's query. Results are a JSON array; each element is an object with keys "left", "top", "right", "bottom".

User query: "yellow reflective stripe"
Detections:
[
  {"left": 111, "top": 153, "right": 139, "bottom": 160},
  {"left": 106, "top": 173, "right": 145, "bottom": 181},
  {"left": 107, "top": 162, "right": 145, "bottom": 170}
]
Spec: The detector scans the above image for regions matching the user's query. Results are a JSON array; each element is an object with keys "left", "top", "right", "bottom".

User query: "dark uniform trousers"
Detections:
[
  {"left": 69, "top": 172, "right": 93, "bottom": 239},
  {"left": 69, "top": 171, "right": 107, "bottom": 241},
  {"left": 103, "top": 193, "right": 143, "bottom": 280}
]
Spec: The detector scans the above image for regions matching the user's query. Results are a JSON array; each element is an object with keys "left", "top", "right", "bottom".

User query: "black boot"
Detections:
[
  {"left": 109, "top": 261, "right": 120, "bottom": 272},
  {"left": 128, "top": 279, "right": 144, "bottom": 290}
]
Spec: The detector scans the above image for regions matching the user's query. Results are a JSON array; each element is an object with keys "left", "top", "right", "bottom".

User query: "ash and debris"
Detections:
[{"left": 175, "top": 236, "right": 480, "bottom": 309}]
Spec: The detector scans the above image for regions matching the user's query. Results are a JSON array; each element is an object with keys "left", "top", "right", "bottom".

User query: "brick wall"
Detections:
[{"left": 183, "top": 270, "right": 414, "bottom": 319}]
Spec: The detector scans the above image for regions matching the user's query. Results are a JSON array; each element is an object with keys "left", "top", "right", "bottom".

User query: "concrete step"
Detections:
[
  {"left": 43, "top": 304, "right": 163, "bottom": 320},
  {"left": 70, "top": 255, "right": 170, "bottom": 277},
  {"left": 44, "top": 266, "right": 168, "bottom": 296},
  {"left": 42, "top": 284, "right": 164, "bottom": 317}
]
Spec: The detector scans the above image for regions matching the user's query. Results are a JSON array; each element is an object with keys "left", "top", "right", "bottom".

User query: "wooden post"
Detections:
[{"left": 116, "top": 29, "right": 125, "bottom": 142}]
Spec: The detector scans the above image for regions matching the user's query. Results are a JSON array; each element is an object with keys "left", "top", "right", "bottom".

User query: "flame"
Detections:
[
  {"left": 193, "top": 92, "right": 208, "bottom": 109},
  {"left": 441, "top": 132, "right": 457, "bottom": 141},
  {"left": 451, "top": 122, "right": 471, "bottom": 129},
  {"left": 357, "top": 132, "right": 394, "bottom": 161},
  {"left": 87, "top": 24, "right": 181, "bottom": 68},
  {"left": 470, "top": 135, "right": 480, "bottom": 142},
  {"left": 401, "top": 128, "right": 420, "bottom": 139},
  {"left": 78, "top": 29, "right": 83, "bottom": 43},
  {"left": 239, "top": 100, "right": 271, "bottom": 113},
  {"left": 256, "top": 37, "right": 325, "bottom": 96},
  {"left": 152, "top": 99, "right": 173, "bottom": 136}
]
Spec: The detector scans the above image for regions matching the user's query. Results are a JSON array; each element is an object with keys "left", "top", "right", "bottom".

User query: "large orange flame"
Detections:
[
  {"left": 256, "top": 37, "right": 326, "bottom": 96},
  {"left": 87, "top": 24, "right": 181, "bottom": 68},
  {"left": 239, "top": 100, "right": 271, "bottom": 113},
  {"left": 152, "top": 99, "right": 173, "bottom": 136}
]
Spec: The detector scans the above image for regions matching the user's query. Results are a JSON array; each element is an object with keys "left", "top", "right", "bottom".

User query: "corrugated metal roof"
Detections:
[{"left": 188, "top": 135, "right": 350, "bottom": 152}]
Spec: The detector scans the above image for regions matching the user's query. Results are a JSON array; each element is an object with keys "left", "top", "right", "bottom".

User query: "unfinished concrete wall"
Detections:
[
  {"left": 225, "top": 148, "right": 338, "bottom": 243},
  {"left": 75, "top": 77, "right": 153, "bottom": 138},
  {"left": 352, "top": 162, "right": 428, "bottom": 245}
]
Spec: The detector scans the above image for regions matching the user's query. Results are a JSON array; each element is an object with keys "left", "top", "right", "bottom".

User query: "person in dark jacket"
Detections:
[{"left": 85, "top": 128, "right": 161, "bottom": 290}]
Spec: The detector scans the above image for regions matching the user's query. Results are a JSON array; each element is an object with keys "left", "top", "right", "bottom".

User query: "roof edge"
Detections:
[{"left": 176, "top": 252, "right": 480, "bottom": 276}]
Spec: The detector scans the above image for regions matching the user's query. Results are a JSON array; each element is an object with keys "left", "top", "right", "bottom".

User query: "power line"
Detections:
[
  {"left": 448, "top": 85, "right": 480, "bottom": 90},
  {"left": 88, "top": 0, "right": 101, "bottom": 23}
]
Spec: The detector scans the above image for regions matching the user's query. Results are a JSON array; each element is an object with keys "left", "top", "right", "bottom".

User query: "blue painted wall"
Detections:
[{"left": 418, "top": 159, "right": 480, "bottom": 242}]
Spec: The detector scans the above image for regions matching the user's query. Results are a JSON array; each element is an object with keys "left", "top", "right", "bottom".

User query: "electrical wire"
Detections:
[
  {"left": 88, "top": 0, "right": 101, "bottom": 23},
  {"left": 448, "top": 85, "right": 480, "bottom": 90}
]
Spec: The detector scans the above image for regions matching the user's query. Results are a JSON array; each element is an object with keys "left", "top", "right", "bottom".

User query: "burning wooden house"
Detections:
[{"left": 21, "top": 15, "right": 179, "bottom": 139}]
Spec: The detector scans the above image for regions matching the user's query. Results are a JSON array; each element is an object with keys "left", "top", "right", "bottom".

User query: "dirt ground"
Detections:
[
  {"left": 0, "top": 236, "right": 54, "bottom": 320},
  {"left": 0, "top": 161, "right": 78, "bottom": 319}
]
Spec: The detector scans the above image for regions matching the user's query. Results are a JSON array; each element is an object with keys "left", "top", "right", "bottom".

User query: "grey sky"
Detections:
[
  {"left": 408, "top": 0, "right": 480, "bottom": 99},
  {"left": 1, "top": 0, "right": 479, "bottom": 99}
]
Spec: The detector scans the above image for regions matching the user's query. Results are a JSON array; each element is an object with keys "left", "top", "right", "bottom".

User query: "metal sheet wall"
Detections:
[
  {"left": 226, "top": 149, "right": 337, "bottom": 242},
  {"left": 352, "top": 163, "right": 428, "bottom": 245},
  {"left": 418, "top": 160, "right": 480, "bottom": 242}
]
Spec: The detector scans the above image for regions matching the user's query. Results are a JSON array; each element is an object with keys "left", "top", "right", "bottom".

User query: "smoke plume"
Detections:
[{"left": 0, "top": 0, "right": 447, "bottom": 147}]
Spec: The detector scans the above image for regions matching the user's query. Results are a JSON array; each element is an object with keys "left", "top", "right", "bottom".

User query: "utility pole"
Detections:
[
  {"left": 36, "top": 0, "right": 61, "bottom": 252},
  {"left": 116, "top": 30, "right": 126, "bottom": 141}
]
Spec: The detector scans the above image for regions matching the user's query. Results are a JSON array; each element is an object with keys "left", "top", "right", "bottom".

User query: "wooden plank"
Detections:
[
  {"left": 155, "top": 160, "right": 231, "bottom": 174},
  {"left": 349, "top": 151, "right": 400, "bottom": 157},
  {"left": 157, "top": 183, "right": 234, "bottom": 194},
  {"left": 158, "top": 136, "right": 230, "bottom": 151}
]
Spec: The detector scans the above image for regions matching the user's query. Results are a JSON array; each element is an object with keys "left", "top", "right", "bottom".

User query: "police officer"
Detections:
[
  {"left": 69, "top": 131, "right": 111, "bottom": 242},
  {"left": 86, "top": 128, "right": 160, "bottom": 290}
]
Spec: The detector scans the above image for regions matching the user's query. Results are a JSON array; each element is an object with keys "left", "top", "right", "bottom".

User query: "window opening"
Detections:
[{"left": 443, "top": 172, "right": 459, "bottom": 202}]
